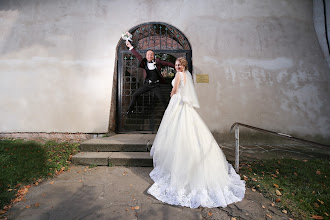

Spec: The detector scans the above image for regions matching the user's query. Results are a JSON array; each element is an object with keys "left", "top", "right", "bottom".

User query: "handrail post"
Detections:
[{"left": 235, "top": 125, "right": 240, "bottom": 172}]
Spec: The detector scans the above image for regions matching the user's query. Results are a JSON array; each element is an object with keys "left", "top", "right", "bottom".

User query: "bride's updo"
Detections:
[{"left": 176, "top": 57, "right": 188, "bottom": 71}]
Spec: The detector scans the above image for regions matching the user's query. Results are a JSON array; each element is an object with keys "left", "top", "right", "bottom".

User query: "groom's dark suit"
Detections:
[{"left": 126, "top": 48, "right": 175, "bottom": 113}]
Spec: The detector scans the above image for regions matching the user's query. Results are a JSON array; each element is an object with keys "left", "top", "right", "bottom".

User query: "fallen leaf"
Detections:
[
  {"left": 262, "top": 205, "right": 265, "bottom": 209},
  {"left": 49, "top": 181, "right": 54, "bottom": 185},
  {"left": 134, "top": 206, "right": 139, "bottom": 210},
  {"left": 0, "top": 210, "right": 7, "bottom": 215},
  {"left": 294, "top": 172, "right": 298, "bottom": 176},
  {"left": 130, "top": 184, "right": 133, "bottom": 187},
  {"left": 35, "top": 182, "right": 39, "bottom": 186},
  {"left": 125, "top": 209, "right": 129, "bottom": 211},
  {"left": 266, "top": 214, "right": 272, "bottom": 218},
  {"left": 25, "top": 206, "right": 31, "bottom": 209},
  {"left": 252, "top": 188, "right": 256, "bottom": 192},
  {"left": 208, "top": 212, "right": 213, "bottom": 216},
  {"left": 34, "top": 203, "right": 40, "bottom": 207},
  {"left": 303, "top": 160, "right": 308, "bottom": 162},
  {"left": 275, "top": 190, "right": 282, "bottom": 196},
  {"left": 316, "top": 170, "right": 321, "bottom": 175},
  {"left": 314, "top": 203, "right": 320, "bottom": 208},
  {"left": 324, "top": 212, "right": 328, "bottom": 216},
  {"left": 79, "top": 180, "right": 83, "bottom": 182},
  {"left": 84, "top": 169, "right": 87, "bottom": 172},
  {"left": 276, "top": 198, "right": 281, "bottom": 202},
  {"left": 311, "top": 215, "right": 324, "bottom": 219},
  {"left": 282, "top": 210, "right": 287, "bottom": 214},
  {"left": 273, "top": 184, "right": 279, "bottom": 188},
  {"left": 271, "top": 203, "right": 275, "bottom": 207},
  {"left": 231, "top": 218, "right": 237, "bottom": 220}
]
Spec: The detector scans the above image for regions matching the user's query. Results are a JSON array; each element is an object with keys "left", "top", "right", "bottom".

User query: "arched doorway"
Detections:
[{"left": 117, "top": 22, "right": 192, "bottom": 133}]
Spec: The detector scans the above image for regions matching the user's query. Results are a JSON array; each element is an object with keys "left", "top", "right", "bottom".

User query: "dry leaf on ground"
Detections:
[{"left": 275, "top": 189, "right": 282, "bottom": 196}]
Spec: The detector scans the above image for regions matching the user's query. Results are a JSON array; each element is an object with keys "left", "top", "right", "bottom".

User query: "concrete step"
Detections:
[
  {"left": 72, "top": 152, "right": 152, "bottom": 167},
  {"left": 80, "top": 134, "right": 155, "bottom": 152},
  {"left": 73, "top": 134, "right": 156, "bottom": 167},
  {"left": 109, "top": 152, "right": 152, "bottom": 167}
]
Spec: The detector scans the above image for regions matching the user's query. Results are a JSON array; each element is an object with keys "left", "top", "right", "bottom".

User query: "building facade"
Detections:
[{"left": 0, "top": 0, "right": 329, "bottom": 140}]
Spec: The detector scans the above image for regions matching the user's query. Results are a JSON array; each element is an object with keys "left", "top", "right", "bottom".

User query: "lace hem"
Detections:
[{"left": 147, "top": 164, "right": 245, "bottom": 208}]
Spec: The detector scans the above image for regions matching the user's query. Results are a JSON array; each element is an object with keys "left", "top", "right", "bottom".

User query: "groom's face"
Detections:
[{"left": 146, "top": 50, "right": 154, "bottom": 62}]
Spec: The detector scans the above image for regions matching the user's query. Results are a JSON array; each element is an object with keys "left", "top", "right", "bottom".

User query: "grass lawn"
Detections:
[
  {"left": 0, "top": 139, "right": 79, "bottom": 213},
  {"left": 240, "top": 159, "right": 329, "bottom": 219}
]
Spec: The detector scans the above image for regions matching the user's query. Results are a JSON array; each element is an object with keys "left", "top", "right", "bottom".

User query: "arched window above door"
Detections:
[{"left": 119, "top": 22, "right": 191, "bottom": 51}]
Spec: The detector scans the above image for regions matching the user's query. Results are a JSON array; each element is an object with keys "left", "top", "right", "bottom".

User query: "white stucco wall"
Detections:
[{"left": 0, "top": 0, "right": 329, "bottom": 137}]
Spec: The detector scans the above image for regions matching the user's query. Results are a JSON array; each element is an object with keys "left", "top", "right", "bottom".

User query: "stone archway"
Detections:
[{"left": 116, "top": 22, "right": 192, "bottom": 133}]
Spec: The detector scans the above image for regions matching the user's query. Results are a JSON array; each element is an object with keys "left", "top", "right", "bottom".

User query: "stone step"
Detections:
[
  {"left": 72, "top": 152, "right": 153, "bottom": 167},
  {"left": 79, "top": 134, "right": 155, "bottom": 152},
  {"left": 73, "top": 134, "right": 155, "bottom": 167}
]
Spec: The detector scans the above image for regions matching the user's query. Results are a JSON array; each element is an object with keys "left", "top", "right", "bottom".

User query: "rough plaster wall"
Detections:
[
  {"left": 0, "top": 0, "right": 329, "bottom": 137},
  {"left": 0, "top": 1, "right": 115, "bottom": 132}
]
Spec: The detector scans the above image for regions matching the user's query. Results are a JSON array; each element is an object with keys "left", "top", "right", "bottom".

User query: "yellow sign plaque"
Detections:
[{"left": 196, "top": 74, "right": 209, "bottom": 83}]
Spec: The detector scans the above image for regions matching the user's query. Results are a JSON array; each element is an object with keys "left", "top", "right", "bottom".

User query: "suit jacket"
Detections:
[{"left": 131, "top": 48, "right": 175, "bottom": 83}]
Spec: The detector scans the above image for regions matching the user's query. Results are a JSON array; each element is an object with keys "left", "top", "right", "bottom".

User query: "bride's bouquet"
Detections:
[{"left": 121, "top": 32, "right": 132, "bottom": 43}]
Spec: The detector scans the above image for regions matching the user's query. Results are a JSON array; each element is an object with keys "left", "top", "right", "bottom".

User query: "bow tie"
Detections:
[{"left": 148, "top": 60, "right": 154, "bottom": 63}]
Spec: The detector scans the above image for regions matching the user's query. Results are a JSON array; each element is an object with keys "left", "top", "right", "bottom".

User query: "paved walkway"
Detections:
[{"left": 6, "top": 166, "right": 289, "bottom": 220}]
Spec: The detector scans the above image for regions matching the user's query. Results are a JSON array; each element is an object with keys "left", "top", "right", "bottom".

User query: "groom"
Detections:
[{"left": 125, "top": 41, "right": 175, "bottom": 115}]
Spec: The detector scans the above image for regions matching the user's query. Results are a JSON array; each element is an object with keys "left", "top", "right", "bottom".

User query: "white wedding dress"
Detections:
[{"left": 147, "top": 71, "right": 245, "bottom": 208}]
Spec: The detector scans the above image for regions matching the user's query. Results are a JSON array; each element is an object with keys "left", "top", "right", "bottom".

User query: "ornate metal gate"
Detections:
[{"left": 117, "top": 22, "right": 192, "bottom": 133}]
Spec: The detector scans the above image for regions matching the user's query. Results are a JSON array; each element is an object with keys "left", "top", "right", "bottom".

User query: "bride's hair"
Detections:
[{"left": 176, "top": 57, "right": 188, "bottom": 70}]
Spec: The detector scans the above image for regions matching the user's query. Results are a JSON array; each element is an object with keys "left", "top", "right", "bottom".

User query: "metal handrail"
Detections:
[{"left": 230, "top": 122, "right": 329, "bottom": 171}]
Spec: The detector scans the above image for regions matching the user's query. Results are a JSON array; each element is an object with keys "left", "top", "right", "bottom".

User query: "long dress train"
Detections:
[{"left": 147, "top": 71, "right": 245, "bottom": 208}]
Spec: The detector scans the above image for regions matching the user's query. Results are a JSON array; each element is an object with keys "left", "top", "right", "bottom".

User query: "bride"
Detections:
[{"left": 147, "top": 57, "right": 245, "bottom": 208}]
